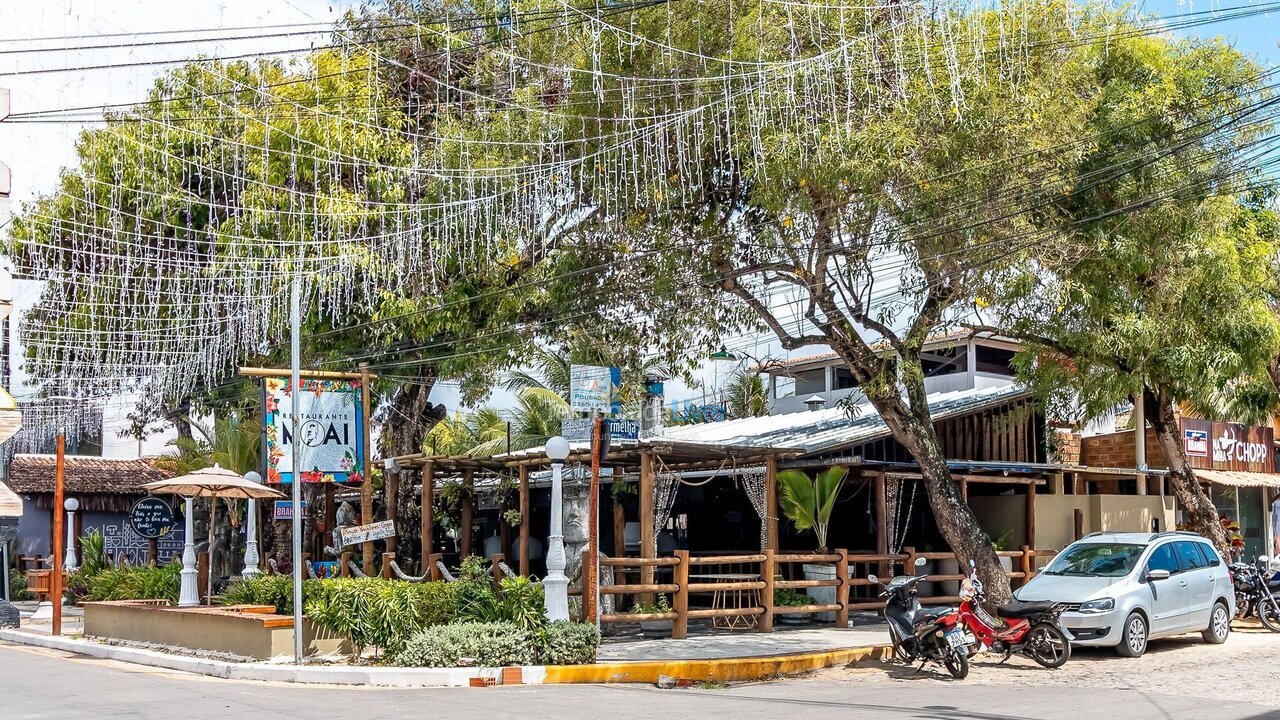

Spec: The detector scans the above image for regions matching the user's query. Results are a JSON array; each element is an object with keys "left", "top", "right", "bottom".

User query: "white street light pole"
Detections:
[
  {"left": 242, "top": 471, "right": 263, "bottom": 579},
  {"left": 543, "top": 436, "right": 570, "bottom": 621},
  {"left": 178, "top": 497, "right": 199, "bottom": 606},
  {"left": 290, "top": 274, "right": 304, "bottom": 664},
  {"left": 61, "top": 498, "right": 79, "bottom": 572}
]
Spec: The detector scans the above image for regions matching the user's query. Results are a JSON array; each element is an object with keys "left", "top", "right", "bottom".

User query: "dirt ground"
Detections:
[{"left": 806, "top": 621, "right": 1280, "bottom": 706}]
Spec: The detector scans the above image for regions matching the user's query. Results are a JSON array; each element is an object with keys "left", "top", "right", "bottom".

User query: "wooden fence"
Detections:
[{"left": 594, "top": 545, "right": 1057, "bottom": 639}]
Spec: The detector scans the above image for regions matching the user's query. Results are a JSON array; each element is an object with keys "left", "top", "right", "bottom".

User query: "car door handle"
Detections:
[{"left": 1179, "top": 581, "right": 1188, "bottom": 588}]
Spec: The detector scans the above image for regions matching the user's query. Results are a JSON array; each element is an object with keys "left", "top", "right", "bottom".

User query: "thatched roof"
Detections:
[{"left": 6, "top": 454, "right": 174, "bottom": 496}]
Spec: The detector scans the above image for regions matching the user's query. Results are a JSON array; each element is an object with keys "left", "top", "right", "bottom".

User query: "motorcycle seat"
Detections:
[
  {"left": 997, "top": 600, "right": 1058, "bottom": 619},
  {"left": 912, "top": 606, "right": 953, "bottom": 626}
]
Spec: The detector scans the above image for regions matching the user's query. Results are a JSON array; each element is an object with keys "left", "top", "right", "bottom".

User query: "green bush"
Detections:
[
  {"left": 7, "top": 568, "right": 32, "bottom": 601},
  {"left": 220, "top": 575, "right": 321, "bottom": 614},
  {"left": 84, "top": 563, "right": 181, "bottom": 603},
  {"left": 395, "top": 621, "right": 538, "bottom": 667},
  {"left": 538, "top": 621, "right": 600, "bottom": 665},
  {"left": 457, "top": 575, "right": 546, "bottom": 631}
]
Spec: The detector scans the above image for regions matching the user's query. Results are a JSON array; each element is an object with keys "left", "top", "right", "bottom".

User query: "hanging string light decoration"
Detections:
[{"left": 2, "top": 0, "right": 1070, "bottom": 441}]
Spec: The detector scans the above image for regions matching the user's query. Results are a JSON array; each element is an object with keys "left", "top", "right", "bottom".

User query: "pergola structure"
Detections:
[{"left": 385, "top": 439, "right": 801, "bottom": 576}]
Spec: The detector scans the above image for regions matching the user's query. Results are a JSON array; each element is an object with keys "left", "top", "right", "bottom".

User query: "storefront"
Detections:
[{"left": 1181, "top": 419, "right": 1279, "bottom": 561}]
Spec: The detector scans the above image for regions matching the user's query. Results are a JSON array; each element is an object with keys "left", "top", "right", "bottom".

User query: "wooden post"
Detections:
[
  {"left": 765, "top": 456, "right": 779, "bottom": 550},
  {"left": 673, "top": 549, "right": 690, "bottom": 640},
  {"left": 340, "top": 551, "right": 352, "bottom": 577},
  {"left": 51, "top": 432, "right": 65, "bottom": 637},
  {"left": 491, "top": 553, "right": 505, "bottom": 591},
  {"left": 197, "top": 551, "right": 210, "bottom": 599},
  {"left": 612, "top": 466, "right": 627, "bottom": 559},
  {"left": 1073, "top": 508, "right": 1085, "bottom": 541},
  {"left": 903, "top": 546, "right": 917, "bottom": 577},
  {"left": 359, "top": 363, "right": 375, "bottom": 571},
  {"left": 385, "top": 467, "right": 399, "bottom": 557},
  {"left": 518, "top": 464, "right": 530, "bottom": 577},
  {"left": 835, "top": 548, "right": 850, "bottom": 629},
  {"left": 958, "top": 478, "right": 969, "bottom": 503},
  {"left": 1019, "top": 545, "right": 1034, "bottom": 586},
  {"left": 381, "top": 552, "right": 395, "bottom": 579},
  {"left": 639, "top": 451, "right": 655, "bottom": 604},
  {"left": 421, "top": 462, "right": 435, "bottom": 565},
  {"left": 428, "top": 553, "right": 443, "bottom": 581},
  {"left": 760, "top": 549, "right": 775, "bottom": 633},
  {"left": 499, "top": 498, "right": 511, "bottom": 565},
  {"left": 1024, "top": 483, "right": 1037, "bottom": 550},
  {"left": 147, "top": 538, "right": 158, "bottom": 565},
  {"left": 461, "top": 469, "right": 475, "bottom": 558}
]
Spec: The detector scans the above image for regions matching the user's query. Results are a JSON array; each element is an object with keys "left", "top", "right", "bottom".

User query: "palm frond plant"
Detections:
[
  {"left": 777, "top": 467, "right": 848, "bottom": 552},
  {"left": 723, "top": 369, "right": 769, "bottom": 419}
]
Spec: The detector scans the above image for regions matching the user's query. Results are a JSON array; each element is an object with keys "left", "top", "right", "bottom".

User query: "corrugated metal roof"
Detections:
[{"left": 656, "top": 384, "right": 1033, "bottom": 456}]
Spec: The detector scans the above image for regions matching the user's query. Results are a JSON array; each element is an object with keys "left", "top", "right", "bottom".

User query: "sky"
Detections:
[{"left": 0, "top": 0, "right": 1276, "bottom": 415}]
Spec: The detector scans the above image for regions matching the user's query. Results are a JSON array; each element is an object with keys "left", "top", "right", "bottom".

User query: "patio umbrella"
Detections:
[{"left": 140, "top": 465, "right": 283, "bottom": 605}]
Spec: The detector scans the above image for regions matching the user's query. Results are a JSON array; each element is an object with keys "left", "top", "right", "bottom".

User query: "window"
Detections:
[
  {"left": 834, "top": 368, "right": 857, "bottom": 390},
  {"left": 1146, "top": 543, "right": 1181, "bottom": 575},
  {"left": 975, "top": 345, "right": 1018, "bottom": 376},
  {"left": 921, "top": 347, "right": 966, "bottom": 377},
  {"left": 1193, "top": 541, "right": 1221, "bottom": 568},
  {"left": 1175, "top": 541, "right": 1207, "bottom": 571},
  {"left": 1042, "top": 543, "right": 1145, "bottom": 577}
]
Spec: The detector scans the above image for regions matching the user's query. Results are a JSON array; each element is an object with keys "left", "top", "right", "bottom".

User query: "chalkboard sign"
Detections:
[{"left": 130, "top": 498, "right": 175, "bottom": 539}]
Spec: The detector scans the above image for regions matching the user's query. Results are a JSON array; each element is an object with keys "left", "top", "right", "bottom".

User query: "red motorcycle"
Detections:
[{"left": 955, "top": 560, "right": 1071, "bottom": 668}]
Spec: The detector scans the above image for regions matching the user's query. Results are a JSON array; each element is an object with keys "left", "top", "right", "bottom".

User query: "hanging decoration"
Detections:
[{"left": 738, "top": 466, "right": 770, "bottom": 550}]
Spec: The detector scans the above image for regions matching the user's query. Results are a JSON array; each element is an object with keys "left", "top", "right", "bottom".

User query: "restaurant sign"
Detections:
[
  {"left": 264, "top": 377, "right": 365, "bottom": 484},
  {"left": 1181, "top": 419, "right": 1274, "bottom": 473}
]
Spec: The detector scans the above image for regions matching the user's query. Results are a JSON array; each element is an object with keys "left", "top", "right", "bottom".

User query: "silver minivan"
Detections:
[{"left": 1014, "top": 531, "right": 1235, "bottom": 657}]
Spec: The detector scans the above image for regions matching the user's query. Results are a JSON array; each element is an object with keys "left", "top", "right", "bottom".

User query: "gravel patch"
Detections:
[{"left": 805, "top": 623, "right": 1280, "bottom": 706}]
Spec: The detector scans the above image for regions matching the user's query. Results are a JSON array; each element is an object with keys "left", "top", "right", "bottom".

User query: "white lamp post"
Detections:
[
  {"left": 62, "top": 498, "right": 79, "bottom": 572},
  {"left": 241, "top": 471, "right": 263, "bottom": 579},
  {"left": 544, "top": 436, "right": 571, "bottom": 621},
  {"left": 178, "top": 497, "right": 199, "bottom": 607}
]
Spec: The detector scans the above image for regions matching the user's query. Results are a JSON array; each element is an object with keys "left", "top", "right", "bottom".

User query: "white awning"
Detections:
[
  {"left": 0, "top": 481, "right": 22, "bottom": 517},
  {"left": 1195, "top": 469, "right": 1280, "bottom": 489}
]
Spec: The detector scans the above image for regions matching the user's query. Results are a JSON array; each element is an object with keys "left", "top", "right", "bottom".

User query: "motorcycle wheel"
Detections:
[
  {"left": 1025, "top": 623, "right": 1071, "bottom": 668},
  {"left": 942, "top": 646, "right": 969, "bottom": 680},
  {"left": 1235, "top": 592, "right": 1252, "bottom": 619},
  {"left": 1257, "top": 596, "right": 1280, "bottom": 633}
]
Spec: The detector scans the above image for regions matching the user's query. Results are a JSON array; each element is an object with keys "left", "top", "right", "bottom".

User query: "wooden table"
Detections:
[{"left": 689, "top": 572, "right": 762, "bottom": 630}]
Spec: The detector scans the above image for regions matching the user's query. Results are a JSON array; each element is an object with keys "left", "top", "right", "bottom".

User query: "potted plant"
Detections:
[
  {"left": 632, "top": 594, "right": 673, "bottom": 638},
  {"left": 778, "top": 467, "right": 847, "bottom": 620},
  {"left": 774, "top": 587, "right": 814, "bottom": 625}
]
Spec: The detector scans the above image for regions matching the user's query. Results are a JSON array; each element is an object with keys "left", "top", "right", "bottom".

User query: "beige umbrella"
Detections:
[{"left": 140, "top": 465, "right": 283, "bottom": 605}]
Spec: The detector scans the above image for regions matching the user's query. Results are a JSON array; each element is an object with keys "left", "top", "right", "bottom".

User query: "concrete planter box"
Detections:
[
  {"left": 803, "top": 564, "right": 837, "bottom": 622},
  {"left": 83, "top": 601, "right": 350, "bottom": 660}
]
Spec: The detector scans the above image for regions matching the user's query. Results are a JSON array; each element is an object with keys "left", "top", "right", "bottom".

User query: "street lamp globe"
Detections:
[
  {"left": 546, "top": 435, "right": 570, "bottom": 463},
  {"left": 243, "top": 470, "right": 263, "bottom": 484},
  {"left": 63, "top": 497, "right": 79, "bottom": 512}
]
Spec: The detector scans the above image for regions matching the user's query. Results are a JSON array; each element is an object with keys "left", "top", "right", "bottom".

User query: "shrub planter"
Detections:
[
  {"left": 802, "top": 564, "right": 838, "bottom": 622},
  {"left": 639, "top": 619, "right": 673, "bottom": 638},
  {"left": 778, "top": 612, "right": 813, "bottom": 626}
]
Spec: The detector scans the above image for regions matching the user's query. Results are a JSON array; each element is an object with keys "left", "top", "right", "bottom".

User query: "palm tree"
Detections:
[
  {"left": 777, "top": 467, "right": 847, "bottom": 551},
  {"left": 427, "top": 389, "right": 574, "bottom": 457},
  {"left": 723, "top": 369, "right": 770, "bottom": 419}
]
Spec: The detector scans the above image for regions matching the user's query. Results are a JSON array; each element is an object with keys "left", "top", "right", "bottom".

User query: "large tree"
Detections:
[{"left": 987, "top": 33, "right": 1280, "bottom": 552}]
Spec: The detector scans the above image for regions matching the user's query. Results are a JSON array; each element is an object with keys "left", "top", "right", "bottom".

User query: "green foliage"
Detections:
[
  {"left": 84, "top": 563, "right": 181, "bottom": 603},
  {"left": 537, "top": 621, "right": 601, "bottom": 666},
  {"left": 631, "top": 594, "right": 671, "bottom": 615},
  {"left": 7, "top": 568, "right": 33, "bottom": 601},
  {"left": 79, "top": 533, "right": 106, "bottom": 578},
  {"left": 394, "top": 621, "right": 538, "bottom": 668},
  {"left": 773, "top": 588, "right": 811, "bottom": 607},
  {"left": 777, "top": 467, "right": 847, "bottom": 551},
  {"left": 457, "top": 576, "right": 547, "bottom": 632},
  {"left": 723, "top": 370, "right": 769, "bottom": 419},
  {"left": 394, "top": 620, "right": 600, "bottom": 667}
]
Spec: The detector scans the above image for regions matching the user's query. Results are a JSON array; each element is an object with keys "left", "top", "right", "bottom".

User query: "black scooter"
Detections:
[{"left": 869, "top": 557, "right": 972, "bottom": 679}]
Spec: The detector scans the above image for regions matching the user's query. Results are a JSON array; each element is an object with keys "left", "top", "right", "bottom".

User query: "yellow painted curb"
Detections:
[{"left": 542, "top": 644, "right": 891, "bottom": 684}]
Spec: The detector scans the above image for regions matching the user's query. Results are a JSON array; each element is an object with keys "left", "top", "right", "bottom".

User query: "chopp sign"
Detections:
[
  {"left": 1213, "top": 427, "right": 1269, "bottom": 465},
  {"left": 1180, "top": 419, "right": 1274, "bottom": 473}
]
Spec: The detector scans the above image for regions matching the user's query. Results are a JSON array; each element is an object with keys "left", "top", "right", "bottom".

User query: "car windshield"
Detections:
[{"left": 1041, "top": 543, "right": 1145, "bottom": 577}]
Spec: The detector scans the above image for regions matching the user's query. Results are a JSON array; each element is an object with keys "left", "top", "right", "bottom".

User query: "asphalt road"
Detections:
[{"left": 3, "top": 641, "right": 1277, "bottom": 720}]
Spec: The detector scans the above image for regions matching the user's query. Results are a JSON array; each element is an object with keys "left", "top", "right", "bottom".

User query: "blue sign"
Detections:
[{"left": 560, "top": 418, "right": 640, "bottom": 442}]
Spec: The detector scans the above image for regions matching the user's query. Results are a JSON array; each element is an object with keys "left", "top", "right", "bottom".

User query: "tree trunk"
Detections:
[
  {"left": 873, "top": 394, "right": 1014, "bottom": 606},
  {"left": 1145, "top": 386, "right": 1230, "bottom": 555},
  {"left": 380, "top": 365, "right": 443, "bottom": 458}
]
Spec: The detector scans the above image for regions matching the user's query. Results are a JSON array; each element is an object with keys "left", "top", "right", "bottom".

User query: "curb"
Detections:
[{"left": 0, "top": 628, "right": 888, "bottom": 687}]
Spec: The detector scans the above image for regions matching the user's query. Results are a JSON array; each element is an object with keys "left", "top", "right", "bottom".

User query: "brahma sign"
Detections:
[{"left": 1181, "top": 418, "right": 1273, "bottom": 473}]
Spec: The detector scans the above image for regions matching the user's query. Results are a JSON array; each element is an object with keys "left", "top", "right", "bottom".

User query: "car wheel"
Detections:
[
  {"left": 1202, "top": 601, "right": 1230, "bottom": 644},
  {"left": 1116, "top": 611, "right": 1148, "bottom": 658}
]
